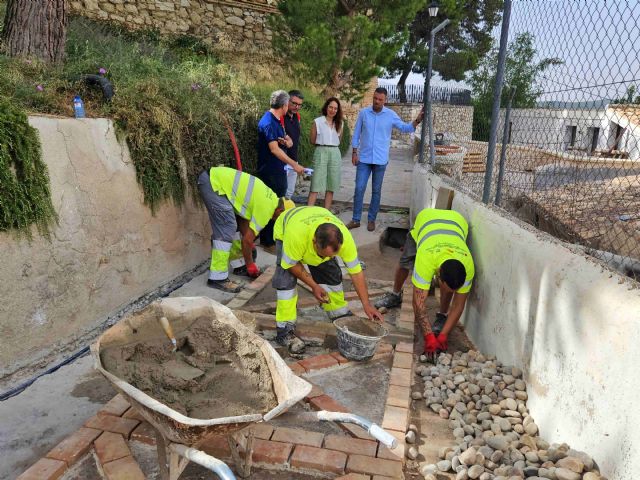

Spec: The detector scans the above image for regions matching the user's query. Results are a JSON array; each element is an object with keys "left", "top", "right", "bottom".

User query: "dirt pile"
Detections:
[{"left": 100, "top": 317, "right": 277, "bottom": 419}]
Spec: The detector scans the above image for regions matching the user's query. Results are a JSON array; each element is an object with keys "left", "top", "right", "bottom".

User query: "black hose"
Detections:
[
  {"left": 80, "top": 74, "right": 115, "bottom": 101},
  {"left": 0, "top": 347, "right": 90, "bottom": 401}
]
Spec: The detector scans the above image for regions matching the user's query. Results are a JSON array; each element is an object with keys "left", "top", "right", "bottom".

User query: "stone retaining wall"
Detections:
[{"left": 69, "top": 0, "right": 277, "bottom": 53}]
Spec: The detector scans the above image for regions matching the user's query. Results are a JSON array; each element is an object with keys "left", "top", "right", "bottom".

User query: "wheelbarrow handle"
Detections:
[
  {"left": 305, "top": 411, "right": 398, "bottom": 449},
  {"left": 169, "top": 443, "right": 236, "bottom": 480}
]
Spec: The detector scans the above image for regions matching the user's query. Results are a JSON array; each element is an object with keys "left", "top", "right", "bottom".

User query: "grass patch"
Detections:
[{"left": 0, "top": 13, "right": 350, "bottom": 224}]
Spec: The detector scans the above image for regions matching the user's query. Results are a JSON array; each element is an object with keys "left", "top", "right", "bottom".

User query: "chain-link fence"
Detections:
[{"left": 429, "top": 0, "right": 640, "bottom": 280}]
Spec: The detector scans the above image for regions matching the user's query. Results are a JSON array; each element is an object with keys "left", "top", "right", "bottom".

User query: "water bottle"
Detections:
[{"left": 73, "top": 95, "right": 85, "bottom": 119}]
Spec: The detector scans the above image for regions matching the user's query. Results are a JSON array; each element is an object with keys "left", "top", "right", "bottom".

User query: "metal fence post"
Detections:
[
  {"left": 482, "top": 0, "right": 512, "bottom": 203},
  {"left": 495, "top": 87, "right": 515, "bottom": 206}
]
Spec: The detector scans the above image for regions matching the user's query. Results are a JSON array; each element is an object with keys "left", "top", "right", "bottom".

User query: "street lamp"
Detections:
[{"left": 418, "top": 3, "right": 450, "bottom": 167}]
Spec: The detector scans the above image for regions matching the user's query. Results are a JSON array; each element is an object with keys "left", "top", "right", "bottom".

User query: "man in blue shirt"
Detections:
[
  {"left": 347, "top": 87, "right": 423, "bottom": 231},
  {"left": 257, "top": 90, "right": 304, "bottom": 250}
]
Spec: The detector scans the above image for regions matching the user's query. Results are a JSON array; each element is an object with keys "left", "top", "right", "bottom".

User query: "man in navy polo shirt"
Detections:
[{"left": 257, "top": 90, "right": 304, "bottom": 251}]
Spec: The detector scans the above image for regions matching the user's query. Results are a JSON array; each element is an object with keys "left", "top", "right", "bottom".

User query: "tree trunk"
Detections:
[
  {"left": 2, "top": 0, "right": 66, "bottom": 64},
  {"left": 397, "top": 66, "right": 412, "bottom": 103}
]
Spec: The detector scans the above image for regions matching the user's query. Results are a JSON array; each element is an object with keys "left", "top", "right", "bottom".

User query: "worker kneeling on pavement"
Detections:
[
  {"left": 375, "top": 208, "right": 475, "bottom": 358},
  {"left": 272, "top": 206, "right": 384, "bottom": 352},
  {"left": 197, "top": 166, "right": 295, "bottom": 293}
]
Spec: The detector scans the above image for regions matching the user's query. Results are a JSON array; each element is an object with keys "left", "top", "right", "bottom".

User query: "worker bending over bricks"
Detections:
[
  {"left": 272, "top": 206, "right": 384, "bottom": 353},
  {"left": 375, "top": 208, "right": 475, "bottom": 359},
  {"left": 197, "top": 166, "right": 294, "bottom": 293}
]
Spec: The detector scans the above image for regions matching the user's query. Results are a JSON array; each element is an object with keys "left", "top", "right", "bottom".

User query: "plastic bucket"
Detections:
[{"left": 333, "top": 317, "right": 387, "bottom": 361}]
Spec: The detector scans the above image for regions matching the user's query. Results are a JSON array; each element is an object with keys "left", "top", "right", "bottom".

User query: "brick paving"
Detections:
[{"left": 290, "top": 445, "right": 348, "bottom": 474}]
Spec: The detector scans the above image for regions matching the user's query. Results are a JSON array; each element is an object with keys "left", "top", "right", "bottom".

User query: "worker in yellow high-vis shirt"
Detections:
[
  {"left": 197, "top": 166, "right": 294, "bottom": 293},
  {"left": 375, "top": 208, "right": 475, "bottom": 360},
  {"left": 271, "top": 206, "right": 384, "bottom": 353}
]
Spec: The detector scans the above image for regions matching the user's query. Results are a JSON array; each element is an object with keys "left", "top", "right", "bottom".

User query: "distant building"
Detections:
[{"left": 497, "top": 104, "right": 640, "bottom": 161}]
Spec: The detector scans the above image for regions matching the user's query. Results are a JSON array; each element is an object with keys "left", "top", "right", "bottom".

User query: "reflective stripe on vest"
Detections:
[
  {"left": 229, "top": 170, "right": 256, "bottom": 218},
  {"left": 416, "top": 218, "right": 464, "bottom": 240},
  {"left": 417, "top": 228, "right": 465, "bottom": 249}
]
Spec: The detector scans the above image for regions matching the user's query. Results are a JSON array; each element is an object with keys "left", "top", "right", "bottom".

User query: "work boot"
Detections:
[
  {"left": 367, "top": 221, "right": 375, "bottom": 232},
  {"left": 375, "top": 291, "right": 403, "bottom": 309},
  {"left": 276, "top": 328, "right": 306, "bottom": 354},
  {"left": 432, "top": 312, "right": 448, "bottom": 336},
  {"left": 346, "top": 221, "right": 360, "bottom": 230},
  {"left": 207, "top": 278, "right": 243, "bottom": 293}
]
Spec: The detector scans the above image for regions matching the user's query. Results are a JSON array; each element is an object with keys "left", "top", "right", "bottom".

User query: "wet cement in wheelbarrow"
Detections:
[{"left": 100, "top": 317, "right": 277, "bottom": 419}]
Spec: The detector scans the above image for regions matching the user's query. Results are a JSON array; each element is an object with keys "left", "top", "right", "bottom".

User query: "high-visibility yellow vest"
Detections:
[
  {"left": 411, "top": 208, "right": 475, "bottom": 293},
  {"left": 209, "top": 167, "right": 278, "bottom": 235},
  {"left": 274, "top": 206, "right": 362, "bottom": 275}
]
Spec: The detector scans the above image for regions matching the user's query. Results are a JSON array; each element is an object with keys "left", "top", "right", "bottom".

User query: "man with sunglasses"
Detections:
[
  {"left": 281, "top": 90, "right": 304, "bottom": 199},
  {"left": 271, "top": 206, "right": 384, "bottom": 353}
]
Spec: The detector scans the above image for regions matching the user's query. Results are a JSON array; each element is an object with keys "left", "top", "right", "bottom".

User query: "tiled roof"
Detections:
[{"left": 608, "top": 104, "right": 640, "bottom": 128}]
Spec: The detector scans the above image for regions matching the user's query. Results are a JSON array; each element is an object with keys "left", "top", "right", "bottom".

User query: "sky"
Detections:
[{"left": 379, "top": 0, "right": 640, "bottom": 104}]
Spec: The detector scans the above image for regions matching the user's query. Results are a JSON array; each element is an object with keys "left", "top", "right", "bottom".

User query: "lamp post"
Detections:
[{"left": 418, "top": 2, "right": 450, "bottom": 167}]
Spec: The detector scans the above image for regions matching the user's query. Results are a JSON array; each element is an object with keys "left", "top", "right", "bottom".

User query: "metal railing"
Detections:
[{"left": 381, "top": 83, "right": 471, "bottom": 105}]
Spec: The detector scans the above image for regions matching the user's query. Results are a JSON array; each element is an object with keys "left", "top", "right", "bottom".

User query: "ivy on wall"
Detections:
[{"left": 0, "top": 98, "right": 57, "bottom": 237}]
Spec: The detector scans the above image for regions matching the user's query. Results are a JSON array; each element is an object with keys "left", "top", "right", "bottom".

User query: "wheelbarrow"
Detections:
[{"left": 91, "top": 296, "right": 397, "bottom": 480}]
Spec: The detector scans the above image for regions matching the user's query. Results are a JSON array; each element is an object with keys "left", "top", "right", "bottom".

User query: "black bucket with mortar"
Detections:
[{"left": 333, "top": 317, "right": 387, "bottom": 361}]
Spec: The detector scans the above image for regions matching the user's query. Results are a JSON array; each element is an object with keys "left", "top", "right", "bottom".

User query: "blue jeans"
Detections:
[{"left": 352, "top": 162, "right": 387, "bottom": 223}]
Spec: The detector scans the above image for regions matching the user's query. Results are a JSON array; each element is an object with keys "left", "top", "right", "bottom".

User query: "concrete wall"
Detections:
[
  {"left": 69, "top": 0, "right": 276, "bottom": 54},
  {"left": 0, "top": 117, "right": 210, "bottom": 380},
  {"left": 411, "top": 164, "right": 640, "bottom": 480}
]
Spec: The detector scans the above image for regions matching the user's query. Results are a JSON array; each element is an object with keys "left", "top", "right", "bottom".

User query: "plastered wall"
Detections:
[
  {"left": 411, "top": 164, "right": 640, "bottom": 480},
  {"left": 0, "top": 117, "right": 210, "bottom": 380}
]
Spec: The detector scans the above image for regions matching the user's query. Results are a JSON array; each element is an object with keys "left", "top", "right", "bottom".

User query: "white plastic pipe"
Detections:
[
  {"left": 169, "top": 443, "right": 236, "bottom": 480},
  {"left": 314, "top": 411, "right": 398, "bottom": 448}
]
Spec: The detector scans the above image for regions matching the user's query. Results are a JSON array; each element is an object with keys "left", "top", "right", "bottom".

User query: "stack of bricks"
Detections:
[{"left": 18, "top": 394, "right": 146, "bottom": 480}]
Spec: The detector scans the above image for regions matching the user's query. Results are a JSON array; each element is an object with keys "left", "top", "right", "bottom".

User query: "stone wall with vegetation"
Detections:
[{"left": 69, "top": 0, "right": 277, "bottom": 53}]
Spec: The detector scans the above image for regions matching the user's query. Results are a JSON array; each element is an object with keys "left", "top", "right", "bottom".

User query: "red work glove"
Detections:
[
  {"left": 424, "top": 333, "right": 440, "bottom": 354},
  {"left": 246, "top": 263, "right": 262, "bottom": 279},
  {"left": 436, "top": 333, "right": 448, "bottom": 352}
]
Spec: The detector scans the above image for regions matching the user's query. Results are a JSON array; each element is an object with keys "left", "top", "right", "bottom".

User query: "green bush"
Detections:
[{"left": 0, "top": 97, "right": 57, "bottom": 236}]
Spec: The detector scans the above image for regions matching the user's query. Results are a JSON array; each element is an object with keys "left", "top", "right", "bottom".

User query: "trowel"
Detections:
[{"left": 158, "top": 316, "right": 177, "bottom": 352}]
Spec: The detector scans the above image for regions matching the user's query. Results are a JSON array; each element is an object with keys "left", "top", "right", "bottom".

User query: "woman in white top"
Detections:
[{"left": 307, "top": 97, "right": 344, "bottom": 210}]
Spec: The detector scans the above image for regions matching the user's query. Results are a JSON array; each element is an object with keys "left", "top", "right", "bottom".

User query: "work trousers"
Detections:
[
  {"left": 271, "top": 241, "right": 350, "bottom": 328},
  {"left": 197, "top": 171, "right": 244, "bottom": 280}
]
